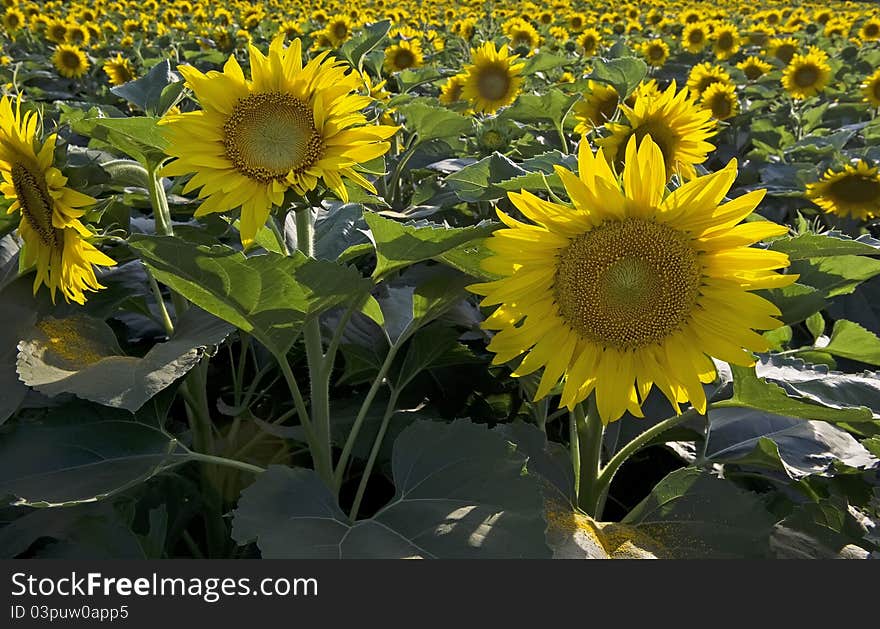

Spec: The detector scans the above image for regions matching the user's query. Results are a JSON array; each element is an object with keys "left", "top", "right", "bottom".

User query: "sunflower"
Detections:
[
  {"left": 782, "top": 52, "right": 830, "bottom": 100},
  {"left": 507, "top": 21, "right": 541, "bottom": 53},
  {"left": 573, "top": 81, "right": 619, "bottom": 134},
  {"left": 767, "top": 37, "right": 798, "bottom": 64},
  {"left": 461, "top": 42, "right": 525, "bottom": 115},
  {"left": 681, "top": 23, "right": 709, "bottom": 53},
  {"left": 0, "top": 97, "right": 115, "bottom": 303},
  {"left": 52, "top": 44, "right": 90, "bottom": 79},
  {"left": 807, "top": 161, "right": 880, "bottom": 221},
  {"left": 324, "top": 14, "right": 353, "bottom": 46},
  {"left": 599, "top": 81, "right": 716, "bottom": 180},
  {"left": 469, "top": 135, "right": 794, "bottom": 422},
  {"left": 578, "top": 28, "right": 602, "bottom": 56},
  {"left": 65, "top": 23, "right": 90, "bottom": 46},
  {"left": 383, "top": 39, "right": 423, "bottom": 73},
  {"left": 160, "top": 36, "right": 397, "bottom": 247},
  {"left": 712, "top": 23, "right": 740, "bottom": 60},
  {"left": 568, "top": 12, "right": 588, "bottom": 32},
  {"left": 102, "top": 53, "right": 135, "bottom": 86},
  {"left": 859, "top": 18, "right": 880, "bottom": 42},
  {"left": 701, "top": 82, "right": 739, "bottom": 120},
  {"left": 861, "top": 68, "right": 880, "bottom": 107},
  {"left": 439, "top": 74, "right": 467, "bottom": 105},
  {"left": 686, "top": 62, "right": 732, "bottom": 99},
  {"left": 639, "top": 39, "right": 669, "bottom": 67},
  {"left": 737, "top": 56, "right": 773, "bottom": 82},
  {"left": 2, "top": 7, "right": 24, "bottom": 32}
]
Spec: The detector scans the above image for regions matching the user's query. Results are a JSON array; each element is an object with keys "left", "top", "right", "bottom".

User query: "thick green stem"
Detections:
[
  {"left": 333, "top": 341, "right": 402, "bottom": 489},
  {"left": 595, "top": 408, "right": 700, "bottom": 498},
  {"left": 293, "top": 208, "right": 334, "bottom": 487},
  {"left": 574, "top": 396, "right": 604, "bottom": 518},
  {"left": 186, "top": 452, "right": 266, "bottom": 476},
  {"left": 349, "top": 388, "right": 400, "bottom": 520}
]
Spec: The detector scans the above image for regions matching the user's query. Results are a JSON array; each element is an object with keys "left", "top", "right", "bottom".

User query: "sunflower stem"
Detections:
[
  {"left": 595, "top": 407, "right": 701, "bottom": 501},
  {"left": 349, "top": 386, "right": 401, "bottom": 520},
  {"left": 574, "top": 396, "right": 605, "bottom": 518},
  {"left": 294, "top": 207, "right": 335, "bottom": 487}
]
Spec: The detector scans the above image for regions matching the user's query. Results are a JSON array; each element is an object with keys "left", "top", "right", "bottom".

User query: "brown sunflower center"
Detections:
[
  {"left": 873, "top": 81, "right": 880, "bottom": 101},
  {"left": 648, "top": 44, "right": 665, "bottom": 60},
  {"left": 11, "top": 163, "right": 60, "bottom": 249},
  {"left": 718, "top": 32, "right": 734, "bottom": 50},
  {"left": 743, "top": 64, "right": 764, "bottom": 81},
  {"left": 827, "top": 175, "right": 880, "bottom": 205},
  {"left": 223, "top": 92, "right": 324, "bottom": 183},
  {"left": 554, "top": 218, "right": 703, "bottom": 350},
  {"left": 393, "top": 48, "right": 416, "bottom": 69},
  {"left": 477, "top": 65, "right": 512, "bottom": 102},
  {"left": 710, "top": 93, "right": 733, "bottom": 119},
  {"left": 775, "top": 44, "right": 795, "bottom": 64},
  {"left": 689, "top": 30, "right": 704, "bottom": 44},
  {"left": 793, "top": 64, "right": 820, "bottom": 88},
  {"left": 60, "top": 49, "right": 83, "bottom": 70},
  {"left": 864, "top": 23, "right": 879, "bottom": 38}
]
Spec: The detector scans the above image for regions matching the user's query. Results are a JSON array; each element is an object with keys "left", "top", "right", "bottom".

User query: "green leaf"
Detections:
[
  {"left": 521, "top": 52, "right": 570, "bottom": 75},
  {"left": 621, "top": 467, "right": 776, "bottom": 558},
  {"left": 445, "top": 152, "right": 527, "bottom": 202},
  {"left": 806, "top": 311, "right": 825, "bottom": 341},
  {"left": 0, "top": 403, "right": 186, "bottom": 507},
  {"left": 66, "top": 114, "right": 168, "bottom": 167},
  {"left": 110, "top": 59, "right": 182, "bottom": 116},
  {"left": 705, "top": 407, "right": 876, "bottom": 478},
  {"left": 339, "top": 20, "right": 390, "bottom": 70},
  {"left": 497, "top": 88, "right": 579, "bottom": 126},
  {"left": 397, "top": 98, "right": 472, "bottom": 146},
  {"left": 762, "top": 282, "right": 827, "bottom": 325},
  {"left": 823, "top": 320, "right": 880, "bottom": 366},
  {"left": 791, "top": 255, "right": 880, "bottom": 298},
  {"left": 756, "top": 355, "right": 880, "bottom": 419},
  {"left": 714, "top": 365, "right": 875, "bottom": 423},
  {"left": 364, "top": 212, "right": 496, "bottom": 279},
  {"left": 129, "top": 235, "right": 370, "bottom": 357},
  {"left": 231, "top": 420, "right": 551, "bottom": 558},
  {"left": 395, "top": 324, "right": 476, "bottom": 388},
  {"left": 588, "top": 57, "right": 648, "bottom": 98},
  {"left": 769, "top": 232, "right": 880, "bottom": 260},
  {"left": 16, "top": 309, "right": 232, "bottom": 412}
]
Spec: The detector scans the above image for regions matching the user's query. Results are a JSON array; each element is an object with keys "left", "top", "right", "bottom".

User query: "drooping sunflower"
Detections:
[
  {"left": 102, "top": 53, "right": 135, "bottom": 86},
  {"left": 160, "top": 36, "right": 398, "bottom": 246},
  {"left": 701, "top": 82, "right": 739, "bottom": 120},
  {"left": 469, "top": 135, "right": 794, "bottom": 422},
  {"left": 598, "top": 81, "right": 716, "bottom": 180},
  {"left": 0, "top": 97, "right": 115, "bottom": 304},
  {"left": 573, "top": 81, "right": 619, "bottom": 134},
  {"left": 52, "top": 44, "right": 90, "bottom": 79},
  {"left": 439, "top": 74, "right": 467, "bottom": 105},
  {"left": 460, "top": 42, "right": 525, "bottom": 115},
  {"left": 806, "top": 161, "right": 880, "bottom": 221},
  {"left": 686, "top": 62, "right": 732, "bottom": 99},
  {"left": 861, "top": 68, "right": 880, "bottom": 107},
  {"left": 737, "top": 56, "right": 773, "bottom": 82},
  {"left": 578, "top": 28, "right": 602, "bottom": 56},
  {"left": 681, "top": 23, "right": 709, "bottom": 53},
  {"left": 712, "top": 23, "right": 741, "bottom": 60},
  {"left": 383, "top": 39, "right": 424, "bottom": 73},
  {"left": 782, "top": 52, "right": 830, "bottom": 100},
  {"left": 639, "top": 39, "right": 670, "bottom": 67}
]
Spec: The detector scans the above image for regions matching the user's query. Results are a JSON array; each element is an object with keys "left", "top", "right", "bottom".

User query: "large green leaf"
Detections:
[
  {"left": 110, "top": 59, "right": 183, "bottom": 117},
  {"left": 823, "top": 320, "right": 880, "bottom": 366},
  {"left": 65, "top": 113, "right": 168, "bottom": 167},
  {"left": 713, "top": 365, "right": 875, "bottom": 422},
  {"left": 339, "top": 20, "right": 391, "bottom": 71},
  {"left": 497, "top": 88, "right": 579, "bottom": 126},
  {"left": 588, "top": 57, "right": 648, "bottom": 98},
  {"left": 769, "top": 232, "right": 880, "bottom": 260},
  {"left": 364, "top": 212, "right": 495, "bottom": 279},
  {"left": 621, "top": 467, "right": 776, "bottom": 558},
  {"left": 705, "top": 407, "right": 876, "bottom": 478},
  {"left": 16, "top": 309, "right": 232, "bottom": 412},
  {"left": 129, "top": 235, "right": 370, "bottom": 357},
  {"left": 231, "top": 419, "right": 551, "bottom": 558},
  {"left": 0, "top": 403, "right": 187, "bottom": 507},
  {"left": 445, "top": 152, "right": 527, "bottom": 202},
  {"left": 397, "top": 98, "right": 472, "bottom": 146}
]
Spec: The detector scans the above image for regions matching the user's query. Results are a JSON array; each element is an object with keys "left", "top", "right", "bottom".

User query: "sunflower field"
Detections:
[{"left": 0, "top": 0, "right": 879, "bottom": 561}]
